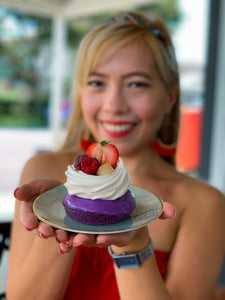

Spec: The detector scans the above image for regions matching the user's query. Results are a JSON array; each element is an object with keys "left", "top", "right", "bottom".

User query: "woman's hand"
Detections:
[
  {"left": 14, "top": 179, "right": 68, "bottom": 240},
  {"left": 15, "top": 179, "right": 176, "bottom": 253},
  {"left": 59, "top": 201, "right": 176, "bottom": 253}
]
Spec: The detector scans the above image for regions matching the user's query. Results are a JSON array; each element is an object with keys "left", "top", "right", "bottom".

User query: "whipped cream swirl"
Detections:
[{"left": 64, "top": 158, "right": 130, "bottom": 200}]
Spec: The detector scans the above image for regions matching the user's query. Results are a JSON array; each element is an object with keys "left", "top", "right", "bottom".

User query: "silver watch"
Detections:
[{"left": 108, "top": 239, "right": 154, "bottom": 269}]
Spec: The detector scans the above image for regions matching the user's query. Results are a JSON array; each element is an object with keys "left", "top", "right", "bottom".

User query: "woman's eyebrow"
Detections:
[
  {"left": 88, "top": 72, "right": 106, "bottom": 78},
  {"left": 89, "top": 71, "right": 152, "bottom": 80},
  {"left": 122, "top": 72, "right": 152, "bottom": 80}
]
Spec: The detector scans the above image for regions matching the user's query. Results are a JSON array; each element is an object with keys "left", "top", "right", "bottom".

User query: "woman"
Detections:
[{"left": 7, "top": 11, "right": 225, "bottom": 299}]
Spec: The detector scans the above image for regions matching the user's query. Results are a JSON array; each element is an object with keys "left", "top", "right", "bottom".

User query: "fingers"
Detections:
[
  {"left": 160, "top": 202, "right": 176, "bottom": 219},
  {"left": 14, "top": 184, "right": 37, "bottom": 202},
  {"left": 37, "top": 222, "right": 55, "bottom": 238},
  {"left": 20, "top": 198, "right": 55, "bottom": 237},
  {"left": 14, "top": 179, "right": 62, "bottom": 202},
  {"left": 20, "top": 198, "right": 55, "bottom": 235},
  {"left": 59, "top": 233, "right": 76, "bottom": 254},
  {"left": 59, "top": 243, "right": 73, "bottom": 254},
  {"left": 59, "top": 233, "right": 99, "bottom": 254},
  {"left": 20, "top": 201, "right": 39, "bottom": 230},
  {"left": 55, "top": 229, "right": 69, "bottom": 244},
  {"left": 16, "top": 178, "right": 62, "bottom": 232},
  {"left": 73, "top": 233, "right": 97, "bottom": 247},
  {"left": 96, "top": 231, "right": 136, "bottom": 247}
]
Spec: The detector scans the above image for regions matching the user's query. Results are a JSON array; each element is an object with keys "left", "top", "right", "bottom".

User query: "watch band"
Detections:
[{"left": 108, "top": 239, "right": 154, "bottom": 269}]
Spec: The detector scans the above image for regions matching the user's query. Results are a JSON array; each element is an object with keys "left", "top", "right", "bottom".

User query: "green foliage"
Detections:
[
  {"left": 0, "top": 114, "right": 47, "bottom": 127},
  {"left": 0, "top": 9, "right": 50, "bottom": 83},
  {"left": 0, "top": 89, "right": 23, "bottom": 102},
  {"left": 67, "top": 12, "right": 114, "bottom": 46},
  {"left": 0, "top": 1, "right": 182, "bottom": 127},
  {"left": 67, "top": 1, "right": 182, "bottom": 48},
  {"left": 0, "top": 8, "right": 50, "bottom": 127},
  {"left": 0, "top": 9, "right": 51, "bottom": 41},
  {"left": 138, "top": 0, "right": 183, "bottom": 31}
]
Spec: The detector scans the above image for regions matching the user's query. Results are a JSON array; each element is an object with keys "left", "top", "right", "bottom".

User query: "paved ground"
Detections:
[{"left": 0, "top": 128, "right": 63, "bottom": 221}]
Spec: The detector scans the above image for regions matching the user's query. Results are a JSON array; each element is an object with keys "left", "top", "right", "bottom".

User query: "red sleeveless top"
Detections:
[{"left": 64, "top": 246, "right": 169, "bottom": 300}]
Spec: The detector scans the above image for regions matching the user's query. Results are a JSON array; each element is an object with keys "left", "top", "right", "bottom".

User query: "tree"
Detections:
[{"left": 0, "top": 1, "right": 182, "bottom": 127}]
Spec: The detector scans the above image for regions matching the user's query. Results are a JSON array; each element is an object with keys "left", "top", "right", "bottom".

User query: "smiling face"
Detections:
[{"left": 81, "top": 39, "right": 176, "bottom": 156}]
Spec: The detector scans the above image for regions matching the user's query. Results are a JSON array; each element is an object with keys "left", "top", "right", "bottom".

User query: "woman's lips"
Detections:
[{"left": 101, "top": 121, "right": 136, "bottom": 138}]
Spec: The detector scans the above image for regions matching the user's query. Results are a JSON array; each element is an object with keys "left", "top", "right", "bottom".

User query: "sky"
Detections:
[
  {"left": 0, "top": 8, "right": 37, "bottom": 41},
  {"left": 0, "top": 0, "right": 209, "bottom": 65},
  {"left": 174, "top": 0, "right": 209, "bottom": 65}
]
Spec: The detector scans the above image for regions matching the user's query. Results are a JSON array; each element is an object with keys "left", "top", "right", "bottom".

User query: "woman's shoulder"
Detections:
[
  {"left": 177, "top": 172, "right": 225, "bottom": 204},
  {"left": 161, "top": 169, "right": 224, "bottom": 228},
  {"left": 176, "top": 172, "right": 225, "bottom": 232},
  {"left": 24, "top": 150, "right": 74, "bottom": 169},
  {"left": 20, "top": 151, "right": 76, "bottom": 184}
]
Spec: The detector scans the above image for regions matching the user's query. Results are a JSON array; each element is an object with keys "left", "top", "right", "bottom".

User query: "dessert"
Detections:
[{"left": 63, "top": 141, "right": 136, "bottom": 225}]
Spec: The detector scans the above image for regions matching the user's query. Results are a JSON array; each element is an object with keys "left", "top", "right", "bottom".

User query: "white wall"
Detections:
[{"left": 174, "top": 0, "right": 209, "bottom": 66}]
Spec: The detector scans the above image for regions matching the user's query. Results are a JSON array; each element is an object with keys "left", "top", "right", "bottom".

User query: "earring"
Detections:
[
  {"left": 152, "top": 138, "right": 176, "bottom": 157},
  {"left": 153, "top": 113, "right": 178, "bottom": 157}
]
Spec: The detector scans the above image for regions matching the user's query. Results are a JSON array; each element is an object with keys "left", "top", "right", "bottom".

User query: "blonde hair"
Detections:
[{"left": 61, "top": 11, "right": 180, "bottom": 165}]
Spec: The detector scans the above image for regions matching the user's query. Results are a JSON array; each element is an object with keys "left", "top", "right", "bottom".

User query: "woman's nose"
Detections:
[{"left": 102, "top": 85, "right": 129, "bottom": 114}]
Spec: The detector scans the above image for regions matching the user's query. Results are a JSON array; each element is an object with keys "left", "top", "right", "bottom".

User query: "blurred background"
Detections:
[
  {"left": 0, "top": 0, "right": 225, "bottom": 294},
  {"left": 0, "top": 0, "right": 224, "bottom": 219},
  {"left": 0, "top": 0, "right": 225, "bottom": 219}
]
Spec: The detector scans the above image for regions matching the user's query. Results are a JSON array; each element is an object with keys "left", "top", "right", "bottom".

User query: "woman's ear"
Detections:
[{"left": 165, "top": 83, "right": 178, "bottom": 114}]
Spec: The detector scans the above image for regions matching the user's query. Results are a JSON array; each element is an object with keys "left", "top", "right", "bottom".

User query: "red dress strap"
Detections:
[{"left": 64, "top": 246, "right": 169, "bottom": 300}]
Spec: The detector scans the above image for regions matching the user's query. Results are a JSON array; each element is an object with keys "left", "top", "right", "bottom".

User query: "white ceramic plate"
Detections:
[{"left": 33, "top": 185, "right": 163, "bottom": 234}]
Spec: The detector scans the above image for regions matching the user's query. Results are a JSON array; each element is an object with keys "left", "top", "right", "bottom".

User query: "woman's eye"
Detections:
[
  {"left": 129, "top": 82, "right": 149, "bottom": 88},
  {"left": 87, "top": 80, "right": 104, "bottom": 87}
]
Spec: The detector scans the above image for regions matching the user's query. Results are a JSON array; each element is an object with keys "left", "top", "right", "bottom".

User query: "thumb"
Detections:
[
  {"left": 14, "top": 179, "right": 62, "bottom": 201},
  {"left": 159, "top": 202, "right": 176, "bottom": 220}
]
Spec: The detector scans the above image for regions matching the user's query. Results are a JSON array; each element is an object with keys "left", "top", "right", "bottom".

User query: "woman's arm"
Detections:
[
  {"left": 165, "top": 185, "right": 225, "bottom": 300},
  {"left": 7, "top": 153, "right": 76, "bottom": 300},
  {"left": 109, "top": 227, "right": 172, "bottom": 300},
  {"left": 108, "top": 182, "right": 225, "bottom": 300}
]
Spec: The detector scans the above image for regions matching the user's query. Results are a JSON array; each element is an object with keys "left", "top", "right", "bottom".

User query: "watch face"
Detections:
[
  {"left": 109, "top": 239, "right": 154, "bottom": 269},
  {"left": 114, "top": 254, "right": 140, "bottom": 269}
]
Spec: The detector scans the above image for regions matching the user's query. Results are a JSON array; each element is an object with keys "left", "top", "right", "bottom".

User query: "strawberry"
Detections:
[
  {"left": 86, "top": 140, "right": 119, "bottom": 169},
  {"left": 81, "top": 157, "right": 99, "bottom": 175},
  {"left": 102, "top": 143, "right": 119, "bottom": 168},
  {"left": 86, "top": 142, "right": 103, "bottom": 164}
]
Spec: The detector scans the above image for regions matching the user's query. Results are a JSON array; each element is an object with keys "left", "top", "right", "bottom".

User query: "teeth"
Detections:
[{"left": 103, "top": 123, "right": 133, "bottom": 132}]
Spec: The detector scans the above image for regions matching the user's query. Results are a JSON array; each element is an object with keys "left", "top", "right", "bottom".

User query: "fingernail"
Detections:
[
  {"left": 25, "top": 226, "right": 33, "bottom": 232},
  {"left": 59, "top": 248, "right": 64, "bottom": 255},
  {"left": 96, "top": 236, "right": 107, "bottom": 244},
  {"left": 171, "top": 209, "right": 177, "bottom": 219},
  {"left": 73, "top": 242, "right": 81, "bottom": 247},
  {"left": 40, "top": 233, "right": 48, "bottom": 239},
  {"left": 14, "top": 187, "right": 19, "bottom": 198},
  {"left": 55, "top": 236, "right": 60, "bottom": 243},
  {"left": 168, "top": 204, "right": 177, "bottom": 219}
]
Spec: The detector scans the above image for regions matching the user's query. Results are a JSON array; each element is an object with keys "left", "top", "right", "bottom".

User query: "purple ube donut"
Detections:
[{"left": 63, "top": 190, "right": 136, "bottom": 225}]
